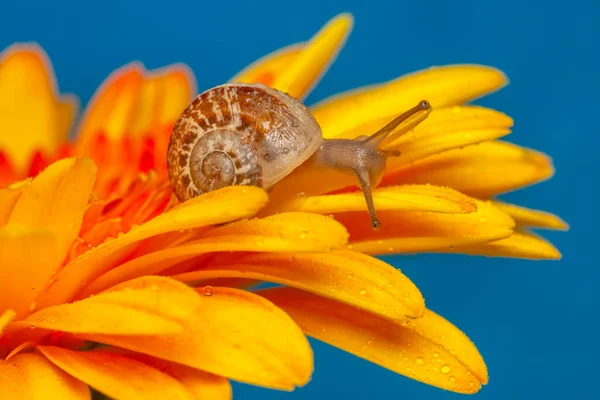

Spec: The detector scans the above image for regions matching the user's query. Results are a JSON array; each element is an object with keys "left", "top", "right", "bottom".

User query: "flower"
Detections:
[{"left": 0, "top": 12, "right": 566, "bottom": 400}]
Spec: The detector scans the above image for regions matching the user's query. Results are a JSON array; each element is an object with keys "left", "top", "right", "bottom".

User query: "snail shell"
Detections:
[{"left": 167, "top": 83, "right": 323, "bottom": 202}]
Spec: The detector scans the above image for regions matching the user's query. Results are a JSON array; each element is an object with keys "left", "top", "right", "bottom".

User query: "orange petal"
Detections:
[
  {"left": 114, "top": 351, "right": 232, "bottom": 400},
  {"left": 0, "top": 310, "right": 15, "bottom": 334},
  {"left": 276, "top": 185, "right": 477, "bottom": 215},
  {"left": 384, "top": 141, "right": 554, "bottom": 198},
  {"left": 173, "top": 250, "right": 424, "bottom": 319},
  {"left": 491, "top": 201, "right": 568, "bottom": 230},
  {"left": 6, "top": 341, "right": 37, "bottom": 361},
  {"left": 261, "top": 287, "right": 487, "bottom": 394},
  {"left": 312, "top": 65, "right": 508, "bottom": 139},
  {"left": 455, "top": 230, "right": 562, "bottom": 260},
  {"left": 149, "top": 65, "right": 195, "bottom": 130},
  {"left": 0, "top": 44, "right": 66, "bottom": 171},
  {"left": 231, "top": 43, "right": 304, "bottom": 86},
  {"left": 0, "top": 227, "right": 61, "bottom": 318},
  {"left": 75, "top": 287, "right": 313, "bottom": 390},
  {"left": 16, "top": 276, "right": 203, "bottom": 335},
  {"left": 38, "top": 346, "right": 194, "bottom": 400},
  {"left": 269, "top": 13, "right": 353, "bottom": 100},
  {"left": 8, "top": 157, "right": 97, "bottom": 260},
  {"left": 129, "top": 65, "right": 195, "bottom": 139},
  {"left": 56, "top": 95, "right": 79, "bottom": 144},
  {"left": 78, "top": 212, "right": 348, "bottom": 298},
  {"left": 0, "top": 352, "right": 90, "bottom": 400},
  {"left": 74, "top": 63, "right": 144, "bottom": 155},
  {"left": 35, "top": 186, "right": 269, "bottom": 309},
  {"left": 0, "top": 151, "right": 19, "bottom": 187},
  {"left": 340, "top": 199, "right": 514, "bottom": 255}
]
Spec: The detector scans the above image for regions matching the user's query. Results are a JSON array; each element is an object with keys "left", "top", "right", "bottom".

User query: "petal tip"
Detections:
[{"left": 332, "top": 12, "right": 355, "bottom": 29}]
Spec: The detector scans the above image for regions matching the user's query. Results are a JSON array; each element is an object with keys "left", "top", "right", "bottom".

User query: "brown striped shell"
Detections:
[{"left": 167, "top": 83, "right": 323, "bottom": 202}]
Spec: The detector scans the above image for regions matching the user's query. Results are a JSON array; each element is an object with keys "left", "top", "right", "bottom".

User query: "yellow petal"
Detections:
[
  {"left": 277, "top": 185, "right": 477, "bottom": 215},
  {"left": 75, "top": 287, "right": 313, "bottom": 390},
  {"left": 385, "top": 141, "right": 554, "bottom": 198},
  {"left": 0, "top": 44, "right": 63, "bottom": 171},
  {"left": 384, "top": 106, "right": 513, "bottom": 167},
  {"left": 78, "top": 212, "right": 348, "bottom": 298},
  {"left": 173, "top": 250, "right": 425, "bottom": 319},
  {"left": 339, "top": 104, "right": 511, "bottom": 140},
  {"left": 0, "top": 227, "right": 61, "bottom": 318},
  {"left": 312, "top": 65, "right": 508, "bottom": 139},
  {"left": 0, "top": 352, "right": 90, "bottom": 400},
  {"left": 231, "top": 43, "right": 304, "bottom": 86},
  {"left": 35, "top": 186, "right": 268, "bottom": 309},
  {"left": 269, "top": 13, "right": 353, "bottom": 100},
  {"left": 262, "top": 106, "right": 510, "bottom": 213},
  {"left": 16, "top": 276, "right": 203, "bottom": 335},
  {"left": 491, "top": 201, "right": 568, "bottom": 230},
  {"left": 38, "top": 346, "right": 194, "bottom": 400},
  {"left": 115, "top": 351, "right": 232, "bottom": 400},
  {"left": 0, "top": 309, "right": 15, "bottom": 334},
  {"left": 340, "top": 199, "right": 514, "bottom": 255},
  {"left": 74, "top": 63, "right": 144, "bottom": 154},
  {"left": 258, "top": 161, "right": 362, "bottom": 215},
  {"left": 8, "top": 157, "right": 97, "bottom": 260},
  {"left": 455, "top": 231, "right": 562, "bottom": 260},
  {"left": 204, "top": 211, "right": 348, "bottom": 245},
  {"left": 261, "top": 287, "right": 487, "bottom": 394}
]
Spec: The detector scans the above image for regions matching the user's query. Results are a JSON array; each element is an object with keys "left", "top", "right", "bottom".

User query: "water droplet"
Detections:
[
  {"left": 150, "top": 285, "right": 159, "bottom": 292},
  {"left": 347, "top": 244, "right": 354, "bottom": 250},
  {"left": 346, "top": 272, "right": 354, "bottom": 279},
  {"left": 202, "top": 286, "right": 213, "bottom": 296},
  {"left": 415, "top": 357, "right": 424, "bottom": 365},
  {"left": 387, "top": 247, "right": 395, "bottom": 252},
  {"left": 441, "top": 365, "right": 451, "bottom": 374},
  {"left": 469, "top": 381, "right": 475, "bottom": 387},
  {"left": 29, "top": 302, "right": 36, "bottom": 311},
  {"left": 449, "top": 375, "right": 456, "bottom": 382},
  {"left": 359, "top": 288, "right": 367, "bottom": 295},
  {"left": 449, "top": 245, "right": 455, "bottom": 251},
  {"left": 289, "top": 256, "right": 296, "bottom": 262},
  {"left": 433, "top": 352, "right": 440, "bottom": 358},
  {"left": 298, "top": 229, "right": 308, "bottom": 240},
  {"left": 376, "top": 240, "right": 383, "bottom": 245}
]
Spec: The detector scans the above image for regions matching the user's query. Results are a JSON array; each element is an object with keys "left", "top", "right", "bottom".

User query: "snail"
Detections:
[{"left": 167, "top": 83, "right": 431, "bottom": 229}]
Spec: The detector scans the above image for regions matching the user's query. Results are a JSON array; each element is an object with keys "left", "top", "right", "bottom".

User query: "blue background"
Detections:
[{"left": 1, "top": 0, "right": 597, "bottom": 399}]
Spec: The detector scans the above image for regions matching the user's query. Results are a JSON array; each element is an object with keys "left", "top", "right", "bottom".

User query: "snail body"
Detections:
[{"left": 167, "top": 82, "right": 431, "bottom": 229}]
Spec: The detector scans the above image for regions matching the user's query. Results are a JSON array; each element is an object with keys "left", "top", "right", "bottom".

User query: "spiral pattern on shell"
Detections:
[{"left": 167, "top": 83, "right": 323, "bottom": 202}]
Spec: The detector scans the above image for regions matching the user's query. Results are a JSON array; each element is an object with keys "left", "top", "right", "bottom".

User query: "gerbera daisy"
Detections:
[{"left": 0, "top": 12, "right": 566, "bottom": 400}]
